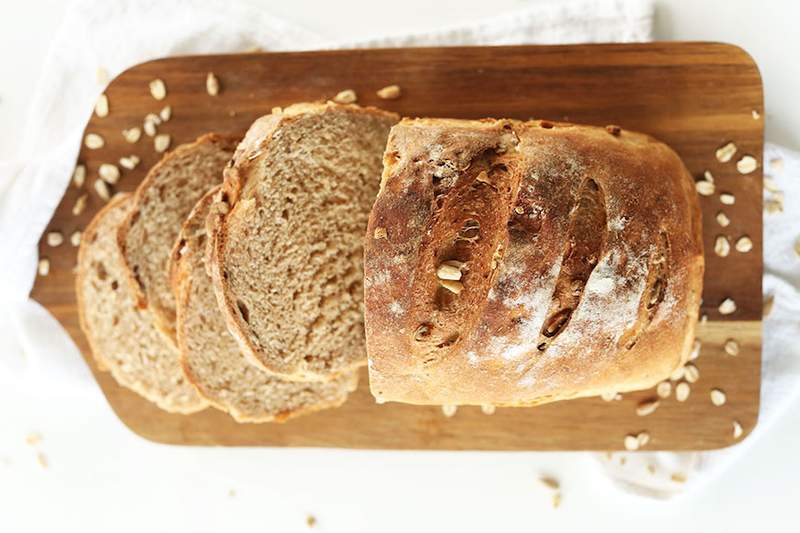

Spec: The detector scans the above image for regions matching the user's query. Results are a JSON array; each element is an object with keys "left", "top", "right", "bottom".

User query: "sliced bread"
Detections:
[
  {"left": 208, "top": 102, "right": 398, "bottom": 381},
  {"left": 76, "top": 194, "right": 207, "bottom": 413},
  {"left": 170, "top": 187, "right": 359, "bottom": 422},
  {"left": 117, "top": 133, "right": 238, "bottom": 343}
]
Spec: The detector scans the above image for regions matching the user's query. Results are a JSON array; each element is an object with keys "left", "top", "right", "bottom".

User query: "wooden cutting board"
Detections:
[{"left": 31, "top": 42, "right": 763, "bottom": 450}]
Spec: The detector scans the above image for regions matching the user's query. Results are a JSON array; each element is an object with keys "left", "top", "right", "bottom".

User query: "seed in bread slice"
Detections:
[
  {"left": 208, "top": 103, "right": 398, "bottom": 381},
  {"left": 170, "top": 187, "right": 358, "bottom": 422},
  {"left": 117, "top": 133, "right": 238, "bottom": 344},
  {"left": 76, "top": 194, "right": 207, "bottom": 413}
]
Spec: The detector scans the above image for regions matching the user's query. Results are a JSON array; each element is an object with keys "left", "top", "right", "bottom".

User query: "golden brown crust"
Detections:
[
  {"left": 116, "top": 133, "right": 239, "bottom": 344},
  {"left": 365, "top": 118, "right": 704, "bottom": 406}
]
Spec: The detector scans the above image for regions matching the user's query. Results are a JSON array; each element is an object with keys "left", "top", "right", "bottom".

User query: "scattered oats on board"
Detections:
[
  {"left": 119, "top": 155, "right": 140, "bottom": 170},
  {"left": 718, "top": 298, "right": 737, "bottom": 315},
  {"left": 376, "top": 84, "right": 402, "bottom": 99},
  {"left": 764, "top": 198, "right": 783, "bottom": 214},
  {"left": 710, "top": 388, "right": 727, "bottom": 406},
  {"left": 480, "top": 404, "right": 496, "bottom": 415},
  {"left": 552, "top": 493, "right": 562, "bottom": 509},
  {"left": 72, "top": 194, "right": 88, "bottom": 215},
  {"left": 770, "top": 158, "right": 784, "bottom": 172},
  {"left": 670, "top": 472, "right": 687, "bottom": 484},
  {"left": 94, "top": 94, "right": 109, "bottom": 117},
  {"left": 37, "top": 258, "right": 50, "bottom": 276},
  {"left": 669, "top": 364, "right": 685, "bottom": 382},
  {"left": 689, "top": 338, "right": 701, "bottom": 361},
  {"left": 70, "top": 230, "right": 82, "bottom": 247},
  {"left": 539, "top": 476, "right": 559, "bottom": 491},
  {"left": 94, "top": 179, "right": 111, "bottom": 201},
  {"left": 656, "top": 381, "right": 671, "bottom": 399},
  {"left": 46, "top": 231, "right": 64, "bottom": 247},
  {"left": 160, "top": 105, "right": 172, "bottom": 122},
  {"left": 683, "top": 364, "right": 699, "bottom": 384},
  {"left": 441, "top": 404, "right": 457, "bottom": 417},
  {"left": 735, "top": 236, "right": 753, "bottom": 253},
  {"left": 752, "top": 109, "right": 760, "bottom": 120},
  {"left": 764, "top": 177, "right": 780, "bottom": 193},
  {"left": 98, "top": 163, "right": 120, "bottom": 184},
  {"left": 636, "top": 399, "right": 659, "bottom": 416},
  {"left": 675, "top": 382, "right": 691, "bottom": 402},
  {"left": 333, "top": 89, "right": 357, "bottom": 104},
  {"left": 736, "top": 155, "right": 758, "bottom": 174},
  {"left": 72, "top": 164, "right": 86, "bottom": 188},
  {"left": 714, "top": 235, "right": 730, "bottom": 257},
  {"left": 763, "top": 294, "right": 775, "bottom": 317},
  {"left": 154, "top": 134, "right": 171, "bottom": 153},
  {"left": 716, "top": 211, "right": 730, "bottom": 227},
  {"left": 306, "top": 515, "right": 316, "bottom": 528},
  {"left": 719, "top": 192, "right": 735, "bottom": 205},
  {"left": 122, "top": 127, "right": 142, "bottom": 143},
  {"left": 637, "top": 432, "right": 650, "bottom": 447},
  {"left": 732, "top": 420, "right": 743, "bottom": 439},
  {"left": 84, "top": 133, "right": 104, "bottom": 149},
  {"left": 715, "top": 142, "right": 737, "bottom": 163},
  {"left": 703, "top": 169, "right": 715, "bottom": 183},
  {"left": 695, "top": 179, "right": 715, "bottom": 196},
  {"left": 206, "top": 72, "right": 220, "bottom": 96},
  {"left": 623, "top": 434, "right": 640, "bottom": 451},
  {"left": 149, "top": 78, "right": 167, "bottom": 100}
]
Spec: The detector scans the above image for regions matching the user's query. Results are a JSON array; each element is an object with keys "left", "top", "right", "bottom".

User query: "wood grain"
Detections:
[{"left": 30, "top": 43, "right": 763, "bottom": 450}]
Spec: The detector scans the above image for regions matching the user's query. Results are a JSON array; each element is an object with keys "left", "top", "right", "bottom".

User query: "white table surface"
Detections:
[{"left": 2, "top": 1, "right": 799, "bottom": 531}]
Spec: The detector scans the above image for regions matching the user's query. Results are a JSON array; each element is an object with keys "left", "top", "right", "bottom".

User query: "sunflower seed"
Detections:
[
  {"left": 38, "top": 258, "right": 50, "bottom": 276},
  {"left": 716, "top": 211, "right": 730, "bottom": 227},
  {"left": 732, "top": 420, "right": 743, "bottom": 439},
  {"left": 206, "top": 72, "right": 220, "bottom": 96},
  {"left": 636, "top": 399, "right": 660, "bottom": 416},
  {"left": 377, "top": 84, "right": 401, "bottom": 99},
  {"left": 149, "top": 78, "right": 166, "bottom": 100},
  {"left": 72, "top": 164, "right": 86, "bottom": 188},
  {"left": 715, "top": 142, "right": 737, "bottom": 163},
  {"left": 736, "top": 155, "right": 758, "bottom": 174},
  {"left": 437, "top": 262, "right": 463, "bottom": 281},
  {"left": 720, "top": 193, "right": 735, "bottom": 205},
  {"left": 333, "top": 89, "right": 357, "bottom": 104},
  {"left": 656, "top": 381, "right": 671, "bottom": 398},
  {"left": 84, "top": 133, "right": 104, "bottom": 149},
  {"left": 480, "top": 404, "right": 496, "bottom": 415},
  {"left": 710, "top": 388, "right": 726, "bottom": 406},
  {"left": 714, "top": 235, "right": 730, "bottom": 257},
  {"left": 718, "top": 298, "right": 736, "bottom": 315},
  {"left": 441, "top": 404, "right": 457, "bottom": 417},
  {"left": 734, "top": 236, "right": 753, "bottom": 253},
  {"left": 160, "top": 105, "right": 172, "bottom": 122},
  {"left": 439, "top": 279, "right": 463, "bottom": 294},
  {"left": 72, "top": 194, "right": 88, "bottom": 215},
  {"left": 98, "top": 163, "right": 120, "bottom": 184},
  {"left": 94, "top": 179, "right": 110, "bottom": 201},
  {"left": 695, "top": 180, "right": 715, "bottom": 196},
  {"left": 95, "top": 94, "right": 109, "bottom": 117},
  {"left": 724, "top": 339, "right": 740, "bottom": 356},
  {"left": 70, "top": 230, "right": 82, "bottom": 247},
  {"left": 675, "top": 382, "right": 690, "bottom": 402},
  {"left": 683, "top": 364, "right": 699, "bottom": 383},
  {"left": 119, "top": 155, "right": 140, "bottom": 170},
  {"left": 154, "top": 134, "right": 171, "bottom": 153}
]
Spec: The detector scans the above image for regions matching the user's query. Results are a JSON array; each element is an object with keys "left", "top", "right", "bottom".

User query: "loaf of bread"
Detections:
[
  {"left": 76, "top": 194, "right": 207, "bottom": 413},
  {"left": 117, "top": 134, "right": 237, "bottom": 343},
  {"left": 208, "top": 102, "right": 398, "bottom": 381},
  {"left": 170, "top": 187, "right": 359, "bottom": 422},
  {"left": 364, "top": 118, "right": 703, "bottom": 406}
]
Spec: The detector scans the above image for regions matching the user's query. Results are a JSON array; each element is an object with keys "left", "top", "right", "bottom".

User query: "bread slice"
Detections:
[
  {"left": 117, "top": 134, "right": 238, "bottom": 343},
  {"left": 208, "top": 103, "right": 398, "bottom": 381},
  {"left": 76, "top": 194, "right": 207, "bottom": 413},
  {"left": 170, "top": 187, "right": 359, "bottom": 422}
]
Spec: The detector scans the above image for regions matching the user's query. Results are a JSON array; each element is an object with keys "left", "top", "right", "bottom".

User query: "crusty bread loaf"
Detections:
[
  {"left": 364, "top": 118, "right": 704, "bottom": 406},
  {"left": 117, "top": 134, "right": 237, "bottom": 343},
  {"left": 208, "top": 102, "right": 398, "bottom": 381},
  {"left": 170, "top": 187, "right": 359, "bottom": 422},
  {"left": 76, "top": 194, "right": 207, "bottom": 413}
]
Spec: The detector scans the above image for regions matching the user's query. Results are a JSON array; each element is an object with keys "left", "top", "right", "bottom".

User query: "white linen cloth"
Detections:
[{"left": 0, "top": 0, "right": 797, "bottom": 500}]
